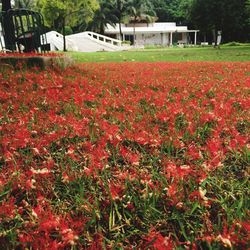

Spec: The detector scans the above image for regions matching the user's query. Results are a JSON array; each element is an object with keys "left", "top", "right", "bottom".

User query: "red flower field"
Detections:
[{"left": 0, "top": 62, "right": 249, "bottom": 249}]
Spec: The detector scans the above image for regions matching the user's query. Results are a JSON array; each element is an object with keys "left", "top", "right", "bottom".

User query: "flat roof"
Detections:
[
  {"left": 105, "top": 24, "right": 199, "bottom": 34},
  {"left": 105, "top": 29, "right": 199, "bottom": 34}
]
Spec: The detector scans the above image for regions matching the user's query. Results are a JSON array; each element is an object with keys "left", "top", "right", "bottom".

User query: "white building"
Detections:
[{"left": 105, "top": 22, "right": 199, "bottom": 46}]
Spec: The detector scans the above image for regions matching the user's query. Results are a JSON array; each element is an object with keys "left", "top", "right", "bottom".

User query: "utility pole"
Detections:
[{"left": 2, "top": 0, "right": 16, "bottom": 51}]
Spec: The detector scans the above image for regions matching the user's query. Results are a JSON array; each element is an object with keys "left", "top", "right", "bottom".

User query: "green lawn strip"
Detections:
[{"left": 68, "top": 45, "right": 250, "bottom": 63}]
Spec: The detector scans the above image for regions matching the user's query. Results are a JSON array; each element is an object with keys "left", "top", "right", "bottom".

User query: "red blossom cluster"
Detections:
[{"left": 0, "top": 62, "right": 249, "bottom": 249}]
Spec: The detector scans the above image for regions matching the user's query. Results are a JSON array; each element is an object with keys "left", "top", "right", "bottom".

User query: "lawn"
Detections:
[
  {"left": 69, "top": 45, "right": 250, "bottom": 63},
  {"left": 0, "top": 59, "right": 249, "bottom": 249}
]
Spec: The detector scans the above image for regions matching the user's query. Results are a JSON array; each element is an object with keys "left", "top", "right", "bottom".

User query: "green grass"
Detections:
[{"left": 68, "top": 45, "right": 250, "bottom": 63}]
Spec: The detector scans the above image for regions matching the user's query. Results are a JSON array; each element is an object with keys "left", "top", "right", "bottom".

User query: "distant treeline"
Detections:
[{"left": 5, "top": 0, "right": 250, "bottom": 43}]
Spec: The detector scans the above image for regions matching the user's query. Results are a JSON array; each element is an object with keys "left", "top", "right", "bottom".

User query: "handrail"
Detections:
[{"left": 86, "top": 31, "right": 122, "bottom": 47}]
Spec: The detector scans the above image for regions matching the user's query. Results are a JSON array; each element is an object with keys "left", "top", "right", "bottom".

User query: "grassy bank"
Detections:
[{"left": 69, "top": 45, "right": 250, "bottom": 63}]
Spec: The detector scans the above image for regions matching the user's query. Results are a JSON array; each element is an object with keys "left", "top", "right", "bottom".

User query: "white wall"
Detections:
[
  {"left": 135, "top": 32, "right": 189, "bottom": 46},
  {"left": 136, "top": 33, "right": 162, "bottom": 46},
  {"left": 177, "top": 33, "right": 188, "bottom": 44}
]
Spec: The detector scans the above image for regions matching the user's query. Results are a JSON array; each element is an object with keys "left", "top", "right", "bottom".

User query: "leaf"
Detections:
[{"left": 190, "top": 202, "right": 200, "bottom": 215}]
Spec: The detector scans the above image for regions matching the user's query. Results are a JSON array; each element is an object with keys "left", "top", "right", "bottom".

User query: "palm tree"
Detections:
[
  {"left": 127, "top": 0, "right": 155, "bottom": 46},
  {"left": 112, "top": 0, "right": 128, "bottom": 40},
  {"left": 88, "top": 0, "right": 117, "bottom": 35}
]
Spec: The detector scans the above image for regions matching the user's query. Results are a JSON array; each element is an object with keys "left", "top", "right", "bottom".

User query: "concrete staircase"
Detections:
[
  {"left": 45, "top": 31, "right": 77, "bottom": 51},
  {"left": 46, "top": 31, "right": 130, "bottom": 52},
  {"left": 0, "top": 30, "right": 131, "bottom": 53}
]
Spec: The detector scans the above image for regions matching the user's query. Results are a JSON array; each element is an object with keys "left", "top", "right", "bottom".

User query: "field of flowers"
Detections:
[{"left": 0, "top": 61, "right": 249, "bottom": 249}]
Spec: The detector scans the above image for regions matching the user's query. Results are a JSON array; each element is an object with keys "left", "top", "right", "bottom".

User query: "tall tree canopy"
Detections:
[
  {"left": 39, "top": 0, "right": 99, "bottom": 32},
  {"left": 190, "top": 0, "right": 250, "bottom": 43},
  {"left": 88, "top": 0, "right": 117, "bottom": 35},
  {"left": 152, "top": 0, "right": 192, "bottom": 24},
  {"left": 112, "top": 0, "right": 129, "bottom": 40},
  {"left": 247, "top": 0, "right": 250, "bottom": 27}
]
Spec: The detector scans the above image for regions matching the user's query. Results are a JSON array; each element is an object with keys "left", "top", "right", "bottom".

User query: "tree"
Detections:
[
  {"left": 112, "top": 0, "right": 129, "bottom": 40},
  {"left": 247, "top": 0, "right": 250, "bottom": 13},
  {"left": 247, "top": 0, "right": 250, "bottom": 26},
  {"left": 152, "top": 0, "right": 192, "bottom": 24},
  {"left": 88, "top": 0, "right": 130, "bottom": 40},
  {"left": 222, "top": 0, "right": 249, "bottom": 42},
  {"left": 40, "top": 0, "right": 99, "bottom": 51},
  {"left": 88, "top": 0, "right": 116, "bottom": 35},
  {"left": 127, "top": 0, "right": 155, "bottom": 45},
  {"left": 151, "top": 0, "right": 169, "bottom": 21},
  {"left": 190, "top": 0, "right": 250, "bottom": 44}
]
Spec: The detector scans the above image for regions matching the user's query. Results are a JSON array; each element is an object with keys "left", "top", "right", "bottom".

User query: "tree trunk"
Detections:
[
  {"left": 2, "top": 0, "right": 16, "bottom": 51},
  {"left": 119, "top": 21, "right": 123, "bottom": 41},
  {"left": 100, "top": 23, "right": 104, "bottom": 35},
  {"left": 213, "top": 28, "right": 218, "bottom": 47},
  {"left": 117, "top": 0, "right": 123, "bottom": 40},
  {"left": 62, "top": 17, "right": 66, "bottom": 51},
  {"left": 2, "top": 0, "right": 11, "bottom": 10}
]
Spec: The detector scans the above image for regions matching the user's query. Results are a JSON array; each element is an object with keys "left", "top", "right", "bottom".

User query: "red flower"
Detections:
[{"left": 145, "top": 230, "right": 174, "bottom": 250}]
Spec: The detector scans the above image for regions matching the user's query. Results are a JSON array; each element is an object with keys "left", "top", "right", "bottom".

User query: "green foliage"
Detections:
[
  {"left": 13, "top": 0, "right": 35, "bottom": 8},
  {"left": 122, "top": 40, "right": 131, "bottom": 45},
  {"left": 88, "top": 0, "right": 117, "bottom": 34},
  {"left": 39, "top": 0, "right": 99, "bottom": 32},
  {"left": 190, "top": 0, "right": 250, "bottom": 43},
  {"left": 152, "top": 0, "right": 192, "bottom": 23},
  {"left": 64, "top": 25, "right": 73, "bottom": 35},
  {"left": 112, "top": 0, "right": 130, "bottom": 39},
  {"left": 127, "top": 0, "right": 155, "bottom": 22},
  {"left": 246, "top": 0, "right": 250, "bottom": 25},
  {"left": 222, "top": 42, "right": 245, "bottom": 46}
]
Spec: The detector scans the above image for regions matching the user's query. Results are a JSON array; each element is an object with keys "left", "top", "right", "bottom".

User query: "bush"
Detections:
[
  {"left": 122, "top": 40, "right": 131, "bottom": 45},
  {"left": 63, "top": 26, "right": 73, "bottom": 36},
  {"left": 144, "top": 44, "right": 164, "bottom": 49},
  {"left": 222, "top": 41, "right": 243, "bottom": 46}
]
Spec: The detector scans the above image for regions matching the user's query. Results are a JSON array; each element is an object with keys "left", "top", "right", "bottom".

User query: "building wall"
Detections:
[
  {"left": 115, "top": 32, "right": 189, "bottom": 46},
  {"left": 177, "top": 33, "right": 188, "bottom": 44},
  {"left": 135, "top": 33, "right": 188, "bottom": 46},
  {"left": 136, "top": 33, "right": 161, "bottom": 45},
  {"left": 133, "top": 33, "right": 170, "bottom": 46}
]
